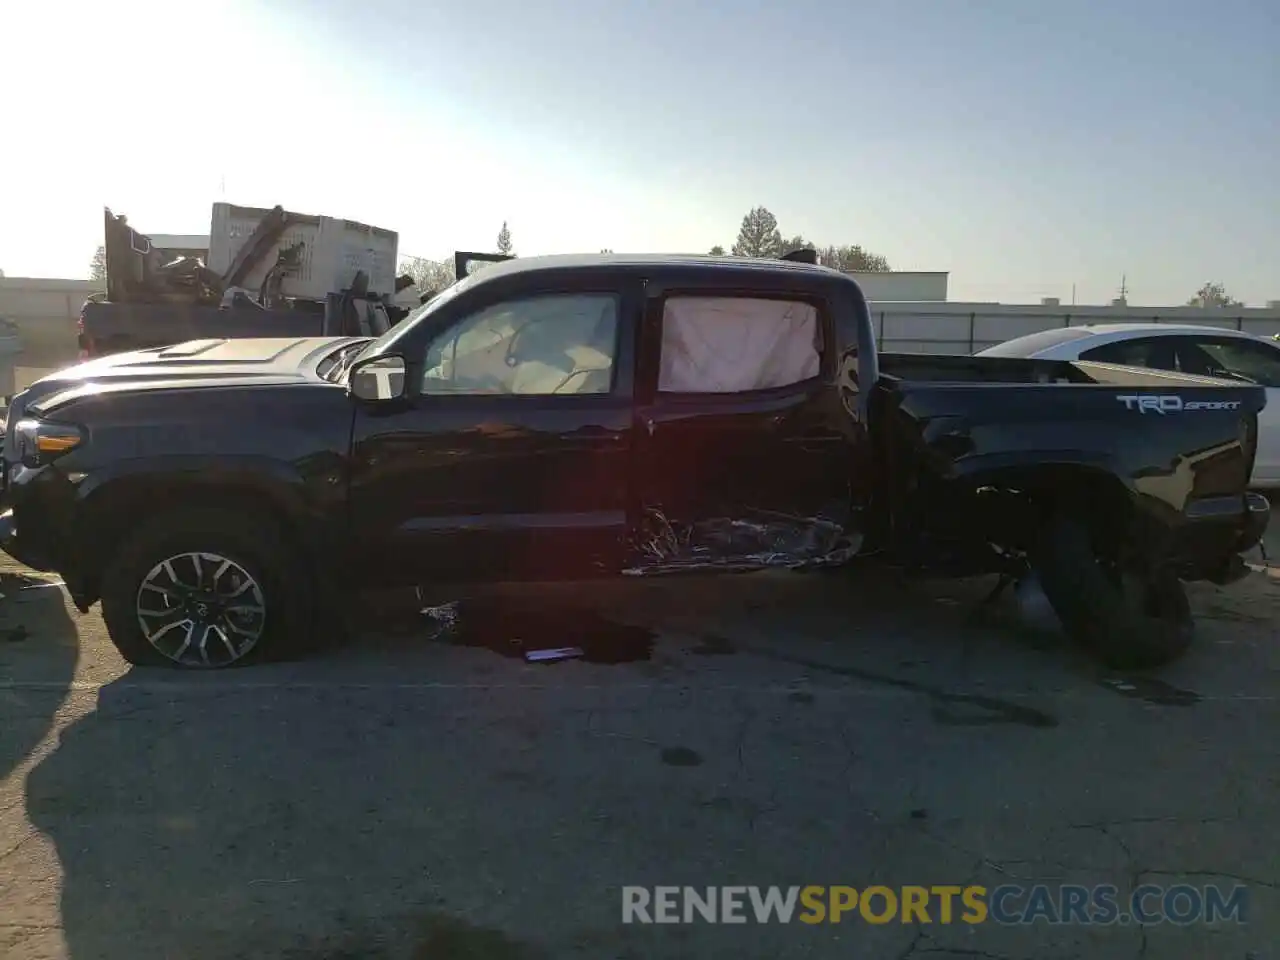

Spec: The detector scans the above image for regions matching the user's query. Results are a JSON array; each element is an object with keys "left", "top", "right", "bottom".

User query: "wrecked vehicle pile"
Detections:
[
  {"left": 0, "top": 250, "right": 1269, "bottom": 671},
  {"left": 78, "top": 204, "right": 412, "bottom": 360}
]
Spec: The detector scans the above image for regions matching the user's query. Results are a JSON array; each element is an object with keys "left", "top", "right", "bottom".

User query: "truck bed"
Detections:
[{"left": 870, "top": 352, "right": 1267, "bottom": 569}]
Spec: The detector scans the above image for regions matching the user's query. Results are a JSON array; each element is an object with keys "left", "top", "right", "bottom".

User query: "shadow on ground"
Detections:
[
  {"left": 0, "top": 571, "right": 79, "bottom": 782},
  {"left": 21, "top": 567, "right": 1279, "bottom": 959}
]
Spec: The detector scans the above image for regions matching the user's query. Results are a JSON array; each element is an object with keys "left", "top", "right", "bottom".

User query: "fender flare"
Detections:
[
  {"left": 946, "top": 449, "right": 1126, "bottom": 485},
  {"left": 74, "top": 454, "right": 333, "bottom": 556}
]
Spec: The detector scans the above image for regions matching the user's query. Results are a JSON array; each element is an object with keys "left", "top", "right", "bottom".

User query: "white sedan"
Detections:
[{"left": 979, "top": 323, "right": 1280, "bottom": 489}]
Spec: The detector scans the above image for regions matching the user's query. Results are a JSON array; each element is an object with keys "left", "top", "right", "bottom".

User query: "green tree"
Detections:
[
  {"left": 780, "top": 235, "right": 815, "bottom": 254},
  {"left": 89, "top": 245, "right": 107, "bottom": 282},
  {"left": 816, "top": 244, "right": 891, "bottom": 273},
  {"left": 731, "top": 206, "right": 783, "bottom": 258},
  {"left": 708, "top": 245, "right": 726, "bottom": 256},
  {"left": 600, "top": 248, "right": 614, "bottom": 254},
  {"left": 716, "top": 209, "right": 892, "bottom": 270},
  {"left": 398, "top": 256, "right": 456, "bottom": 295},
  {"left": 1187, "top": 281, "right": 1243, "bottom": 308},
  {"left": 496, "top": 222, "right": 514, "bottom": 256}
]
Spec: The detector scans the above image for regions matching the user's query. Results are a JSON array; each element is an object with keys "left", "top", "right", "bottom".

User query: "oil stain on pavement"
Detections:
[
  {"left": 425, "top": 597, "right": 1059, "bottom": 727},
  {"left": 426, "top": 599, "right": 656, "bottom": 664},
  {"left": 660, "top": 746, "right": 704, "bottom": 767}
]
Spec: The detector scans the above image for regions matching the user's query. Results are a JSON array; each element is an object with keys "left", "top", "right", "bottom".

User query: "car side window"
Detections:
[
  {"left": 1079, "top": 337, "right": 1178, "bottom": 371},
  {"left": 420, "top": 293, "right": 618, "bottom": 396},
  {"left": 657, "top": 295, "right": 823, "bottom": 394},
  {"left": 1187, "top": 338, "right": 1280, "bottom": 388}
]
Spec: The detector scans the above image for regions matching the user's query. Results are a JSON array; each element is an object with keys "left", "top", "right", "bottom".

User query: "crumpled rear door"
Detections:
[{"left": 630, "top": 290, "right": 861, "bottom": 572}]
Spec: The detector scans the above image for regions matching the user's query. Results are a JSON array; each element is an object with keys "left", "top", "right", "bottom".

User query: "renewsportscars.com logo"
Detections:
[
  {"left": 1116, "top": 394, "right": 1243, "bottom": 414},
  {"left": 621, "top": 884, "right": 1249, "bottom": 926}
]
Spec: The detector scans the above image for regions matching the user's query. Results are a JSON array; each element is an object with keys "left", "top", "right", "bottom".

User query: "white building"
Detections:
[{"left": 847, "top": 271, "right": 948, "bottom": 302}]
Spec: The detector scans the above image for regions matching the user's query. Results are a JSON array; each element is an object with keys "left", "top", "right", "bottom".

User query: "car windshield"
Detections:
[{"left": 1198, "top": 339, "right": 1280, "bottom": 388}]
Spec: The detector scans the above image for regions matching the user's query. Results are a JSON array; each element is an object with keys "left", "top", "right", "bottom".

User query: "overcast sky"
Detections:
[{"left": 2, "top": 0, "right": 1276, "bottom": 305}]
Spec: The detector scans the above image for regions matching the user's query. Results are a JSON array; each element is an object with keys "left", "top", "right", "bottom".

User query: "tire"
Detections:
[
  {"left": 1033, "top": 513, "right": 1193, "bottom": 670},
  {"left": 100, "top": 507, "right": 315, "bottom": 669}
]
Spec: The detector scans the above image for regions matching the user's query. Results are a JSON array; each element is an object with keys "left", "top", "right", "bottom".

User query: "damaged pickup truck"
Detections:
[{"left": 0, "top": 252, "right": 1270, "bottom": 670}]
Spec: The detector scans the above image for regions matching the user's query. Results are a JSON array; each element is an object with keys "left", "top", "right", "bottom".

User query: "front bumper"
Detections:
[
  {"left": 0, "top": 456, "right": 97, "bottom": 609},
  {"left": 0, "top": 507, "right": 57, "bottom": 573}
]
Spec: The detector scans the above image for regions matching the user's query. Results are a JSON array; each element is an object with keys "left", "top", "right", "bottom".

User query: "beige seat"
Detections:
[
  {"left": 510, "top": 358, "right": 574, "bottom": 394},
  {"left": 511, "top": 302, "right": 617, "bottom": 395},
  {"left": 553, "top": 344, "right": 614, "bottom": 394},
  {"left": 554, "top": 305, "right": 617, "bottom": 394}
]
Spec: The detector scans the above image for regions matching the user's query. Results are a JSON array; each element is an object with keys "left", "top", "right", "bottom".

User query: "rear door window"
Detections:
[{"left": 657, "top": 296, "right": 823, "bottom": 394}]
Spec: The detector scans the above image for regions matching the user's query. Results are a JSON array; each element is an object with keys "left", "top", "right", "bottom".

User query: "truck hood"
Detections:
[{"left": 18, "top": 336, "right": 365, "bottom": 416}]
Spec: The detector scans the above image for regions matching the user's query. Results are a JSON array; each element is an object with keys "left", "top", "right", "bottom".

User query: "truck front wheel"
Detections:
[
  {"left": 1033, "top": 514, "right": 1193, "bottom": 670},
  {"left": 100, "top": 507, "right": 314, "bottom": 668}
]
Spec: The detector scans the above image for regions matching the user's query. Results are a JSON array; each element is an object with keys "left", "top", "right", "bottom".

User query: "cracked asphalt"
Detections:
[{"left": 1, "top": 550, "right": 1277, "bottom": 960}]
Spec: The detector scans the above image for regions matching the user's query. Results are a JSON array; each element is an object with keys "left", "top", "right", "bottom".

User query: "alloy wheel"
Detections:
[{"left": 135, "top": 552, "right": 267, "bottom": 668}]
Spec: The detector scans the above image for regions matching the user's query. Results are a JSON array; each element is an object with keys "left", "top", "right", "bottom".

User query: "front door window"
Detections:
[{"left": 421, "top": 294, "right": 619, "bottom": 396}]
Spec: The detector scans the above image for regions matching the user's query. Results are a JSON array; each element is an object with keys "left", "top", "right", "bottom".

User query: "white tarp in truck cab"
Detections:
[{"left": 657, "top": 297, "right": 821, "bottom": 394}]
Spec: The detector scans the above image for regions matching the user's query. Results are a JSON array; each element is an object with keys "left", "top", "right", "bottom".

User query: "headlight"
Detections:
[{"left": 14, "top": 418, "right": 84, "bottom": 468}]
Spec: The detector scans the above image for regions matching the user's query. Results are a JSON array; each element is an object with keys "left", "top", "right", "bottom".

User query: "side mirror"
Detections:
[{"left": 349, "top": 354, "right": 408, "bottom": 402}]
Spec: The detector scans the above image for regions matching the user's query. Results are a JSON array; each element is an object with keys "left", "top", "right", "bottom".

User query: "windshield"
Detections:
[{"left": 353, "top": 277, "right": 468, "bottom": 363}]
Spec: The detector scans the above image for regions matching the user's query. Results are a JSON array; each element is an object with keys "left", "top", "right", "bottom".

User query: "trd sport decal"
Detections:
[{"left": 1116, "top": 395, "right": 1244, "bottom": 414}]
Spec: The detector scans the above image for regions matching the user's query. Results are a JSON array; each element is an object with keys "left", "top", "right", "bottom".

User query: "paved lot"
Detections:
[{"left": 1, "top": 553, "right": 1277, "bottom": 960}]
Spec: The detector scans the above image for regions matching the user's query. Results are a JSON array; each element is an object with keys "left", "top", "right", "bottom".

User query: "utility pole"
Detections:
[{"left": 1118, "top": 274, "right": 1129, "bottom": 305}]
